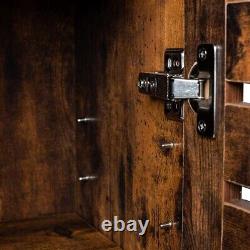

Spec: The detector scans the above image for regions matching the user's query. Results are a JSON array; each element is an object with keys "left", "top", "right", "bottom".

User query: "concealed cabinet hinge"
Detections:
[{"left": 137, "top": 44, "right": 222, "bottom": 138}]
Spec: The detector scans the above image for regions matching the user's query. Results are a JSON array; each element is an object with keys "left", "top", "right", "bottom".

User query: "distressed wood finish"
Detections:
[
  {"left": 225, "top": 81, "right": 243, "bottom": 103},
  {"left": 76, "top": 1, "right": 184, "bottom": 249},
  {"left": 226, "top": 2, "right": 250, "bottom": 83},
  {"left": 223, "top": 201, "right": 250, "bottom": 250},
  {"left": 0, "top": 213, "right": 121, "bottom": 250},
  {"left": 183, "top": 0, "right": 225, "bottom": 249},
  {"left": 0, "top": 213, "right": 83, "bottom": 236},
  {"left": 0, "top": 4, "right": 76, "bottom": 222},
  {"left": 224, "top": 182, "right": 241, "bottom": 202},
  {"left": 225, "top": 103, "right": 250, "bottom": 186},
  {"left": 224, "top": 3, "right": 250, "bottom": 248}
]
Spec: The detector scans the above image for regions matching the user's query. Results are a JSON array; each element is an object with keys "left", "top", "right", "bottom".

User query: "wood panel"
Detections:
[
  {"left": 76, "top": 1, "right": 184, "bottom": 249},
  {"left": 0, "top": 213, "right": 121, "bottom": 250},
  {"left": 225, "top": 81, "right": 243, "bottom": 103},
  {"left": 226, "top": 2, "right": 250, "bottom": 83},
  {"left": 183, "top": 0, "right": 225, "bottom": 249},
  {"left": 225, "top": 103, "right": 250, "bottom": 187},
  {"left": 0, "top": 213, "right": 83, "bottom": 236},
  {"left": 223, "top": 201, "right": 250, "bottom": 250},
  {"left": 0, "top": 3, "right": 76, "bottom": 222},
  {"left": 224, "top": 181, "right": 241, "bottom": 202},
  {"left": 224, "top": 3, "right": 250, "bottom": 250}
]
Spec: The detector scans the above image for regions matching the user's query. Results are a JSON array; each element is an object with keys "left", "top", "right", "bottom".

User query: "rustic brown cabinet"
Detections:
[{"left": 0, "top": 1, "right": 249, "bottom": 250}]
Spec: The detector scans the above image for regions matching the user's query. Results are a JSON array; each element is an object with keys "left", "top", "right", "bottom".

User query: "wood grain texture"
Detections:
[
  {"left": 226, "top": 0, "right": 250, "bottom": 3},
  {"left": 0, "top": 213, "right": 121, "bottom": 250},
  {"left": 0, "top": 3, "right": 76, "bottom": 222},
  {"left": 75, "top": 1, "right": 184, "bottom": 249},
  {"left": 0, "top": 213, "right": 83, "bottom": 236},
  {"left": 223, "top": 201, "right": 250, "bottom": 250},
  {"left": 224, "top": 182, "right": 241, "bottom": 202},
  {"left": 183, "top": 0, "right": 225, "bottom": 249},
  {"left": 225, "top": 103, "right": 250, "bottom": 187},
  {"left": 225, "top": 81, "right": 243, "bottom": 103},
  {"left": 226, "top": 2, "right": 250, "bottom": 82}
]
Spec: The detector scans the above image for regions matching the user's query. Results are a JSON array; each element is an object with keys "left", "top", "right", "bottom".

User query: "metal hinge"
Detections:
[
  {"left": 137, "top": 44, "right": 222, "bottom": 138},
  {"left": 138, "top": 73, "right": 204, "bottom": 100}
]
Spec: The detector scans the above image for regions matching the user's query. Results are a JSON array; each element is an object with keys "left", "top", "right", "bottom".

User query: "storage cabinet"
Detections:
[{"left": 0, "top": 1, "right": 249, "bottom": 250}]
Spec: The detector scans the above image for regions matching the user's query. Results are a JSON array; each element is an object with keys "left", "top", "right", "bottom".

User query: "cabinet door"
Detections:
[{"left": 183, "top": 0, "right": 250, "bottom": 249}]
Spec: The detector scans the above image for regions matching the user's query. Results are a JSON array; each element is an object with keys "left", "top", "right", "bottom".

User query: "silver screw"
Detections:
[
  {"left": 198, "top": 48, "right": 207, "bottom": 61},
  {"left": 198, "top": 120, "right": 207, "bottom": 133},
  {"left": 160, "top": 221, "right": 179, "bottom": 229},
  {"left": 159, "top": 142, "right": 181, "bottom": 153},
  {"left": 161, "top": 143, "right": 174, "bottom": 150},
  {"left": 79, "top": 176, "right": 98, "bottom": 181},
  {"left": 77, "top": 117, "right": 98, "bottom": 123},
  {"left": 137, "top": 80, "right": 142, "bottom": 88},
  {"left": 165, "top": 101, "right": 172, "bottom": 111},
  {"left": 138, "top": 79, "right": 145, "bottom": 89}
]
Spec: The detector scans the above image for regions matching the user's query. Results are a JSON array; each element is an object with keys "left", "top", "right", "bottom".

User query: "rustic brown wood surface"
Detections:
[
  {"left": 225, "top": 103, "right": 250, "bottom": 187},
  {"left": 0, "top": 213, "right": 121, "bottom": 250},
  {"left": 225, "top": 81, "right": 243, "bottom": 103},
  {"left": 183, "top": 0, "right": 225, "bottom": 249},
  {"left": 224, "top": 182, "right": 241, "bottom": 202},
  {"left": 226, "top": 2, "right": 250, "bottom": 83},
  {"left": 224, "top": 2, "right": 250, "bottom": 248},
  {"left": 76, "top": 1, "right": 184, "bottom": 249},
  {"left": 0, "top": 4, "right": 76, "bottom": 222},
  {"left": 226, "top": 0, "right": 250, "bottom": 3},
  {"left": 0, "top": 213, "right": 83, "bottom": 236},
  {"left": 223, "top": 201, "right": 250, "bottom": 250}
]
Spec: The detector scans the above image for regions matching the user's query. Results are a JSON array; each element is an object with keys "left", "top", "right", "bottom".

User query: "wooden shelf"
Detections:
[
  {"left": 223, "top": 201, "right": 250, "bottom": 249},
  {"left": 225, "top": 102, "right": 250, "bottom": 108},
  {"left": 226, "top": 0, "right": 250, "bottom": 4},
  {"left": 0, "top": 213, "right": 121, "bottom": 250}
]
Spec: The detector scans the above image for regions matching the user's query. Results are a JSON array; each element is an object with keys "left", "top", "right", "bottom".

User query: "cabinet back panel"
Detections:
[{"left": 0, "top": 3, "right": 76, "bottom": 222}]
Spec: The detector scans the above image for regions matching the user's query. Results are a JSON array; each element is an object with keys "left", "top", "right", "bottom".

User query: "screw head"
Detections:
[
  {"left": 198, "top": 48, "right": 207, "bottom": 61},
  {"left": 138, "top": 79, "right": 145, "bottom": 89},
  {"left": 137, "top": 80, "right": 142, "bottom": 88},
  {"left": 198, "top": 120, "right": 207, "bottom": 133},
  {"left": 149, "top": 81, "right": 157, "bottom": 92},
  {"left": 165, "top": 101, "right": 172, "bottom": 111}
]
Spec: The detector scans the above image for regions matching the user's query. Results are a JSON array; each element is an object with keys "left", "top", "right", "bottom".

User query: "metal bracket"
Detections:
[
  {"left": 137, "top": 44, "right": 222, "bottom": 137},
  {"left": 189, "top": 44, "right": 222, "bottom": 137},
  {"left": 138, "top": 48, "right": 186, "bottom": 121}
]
